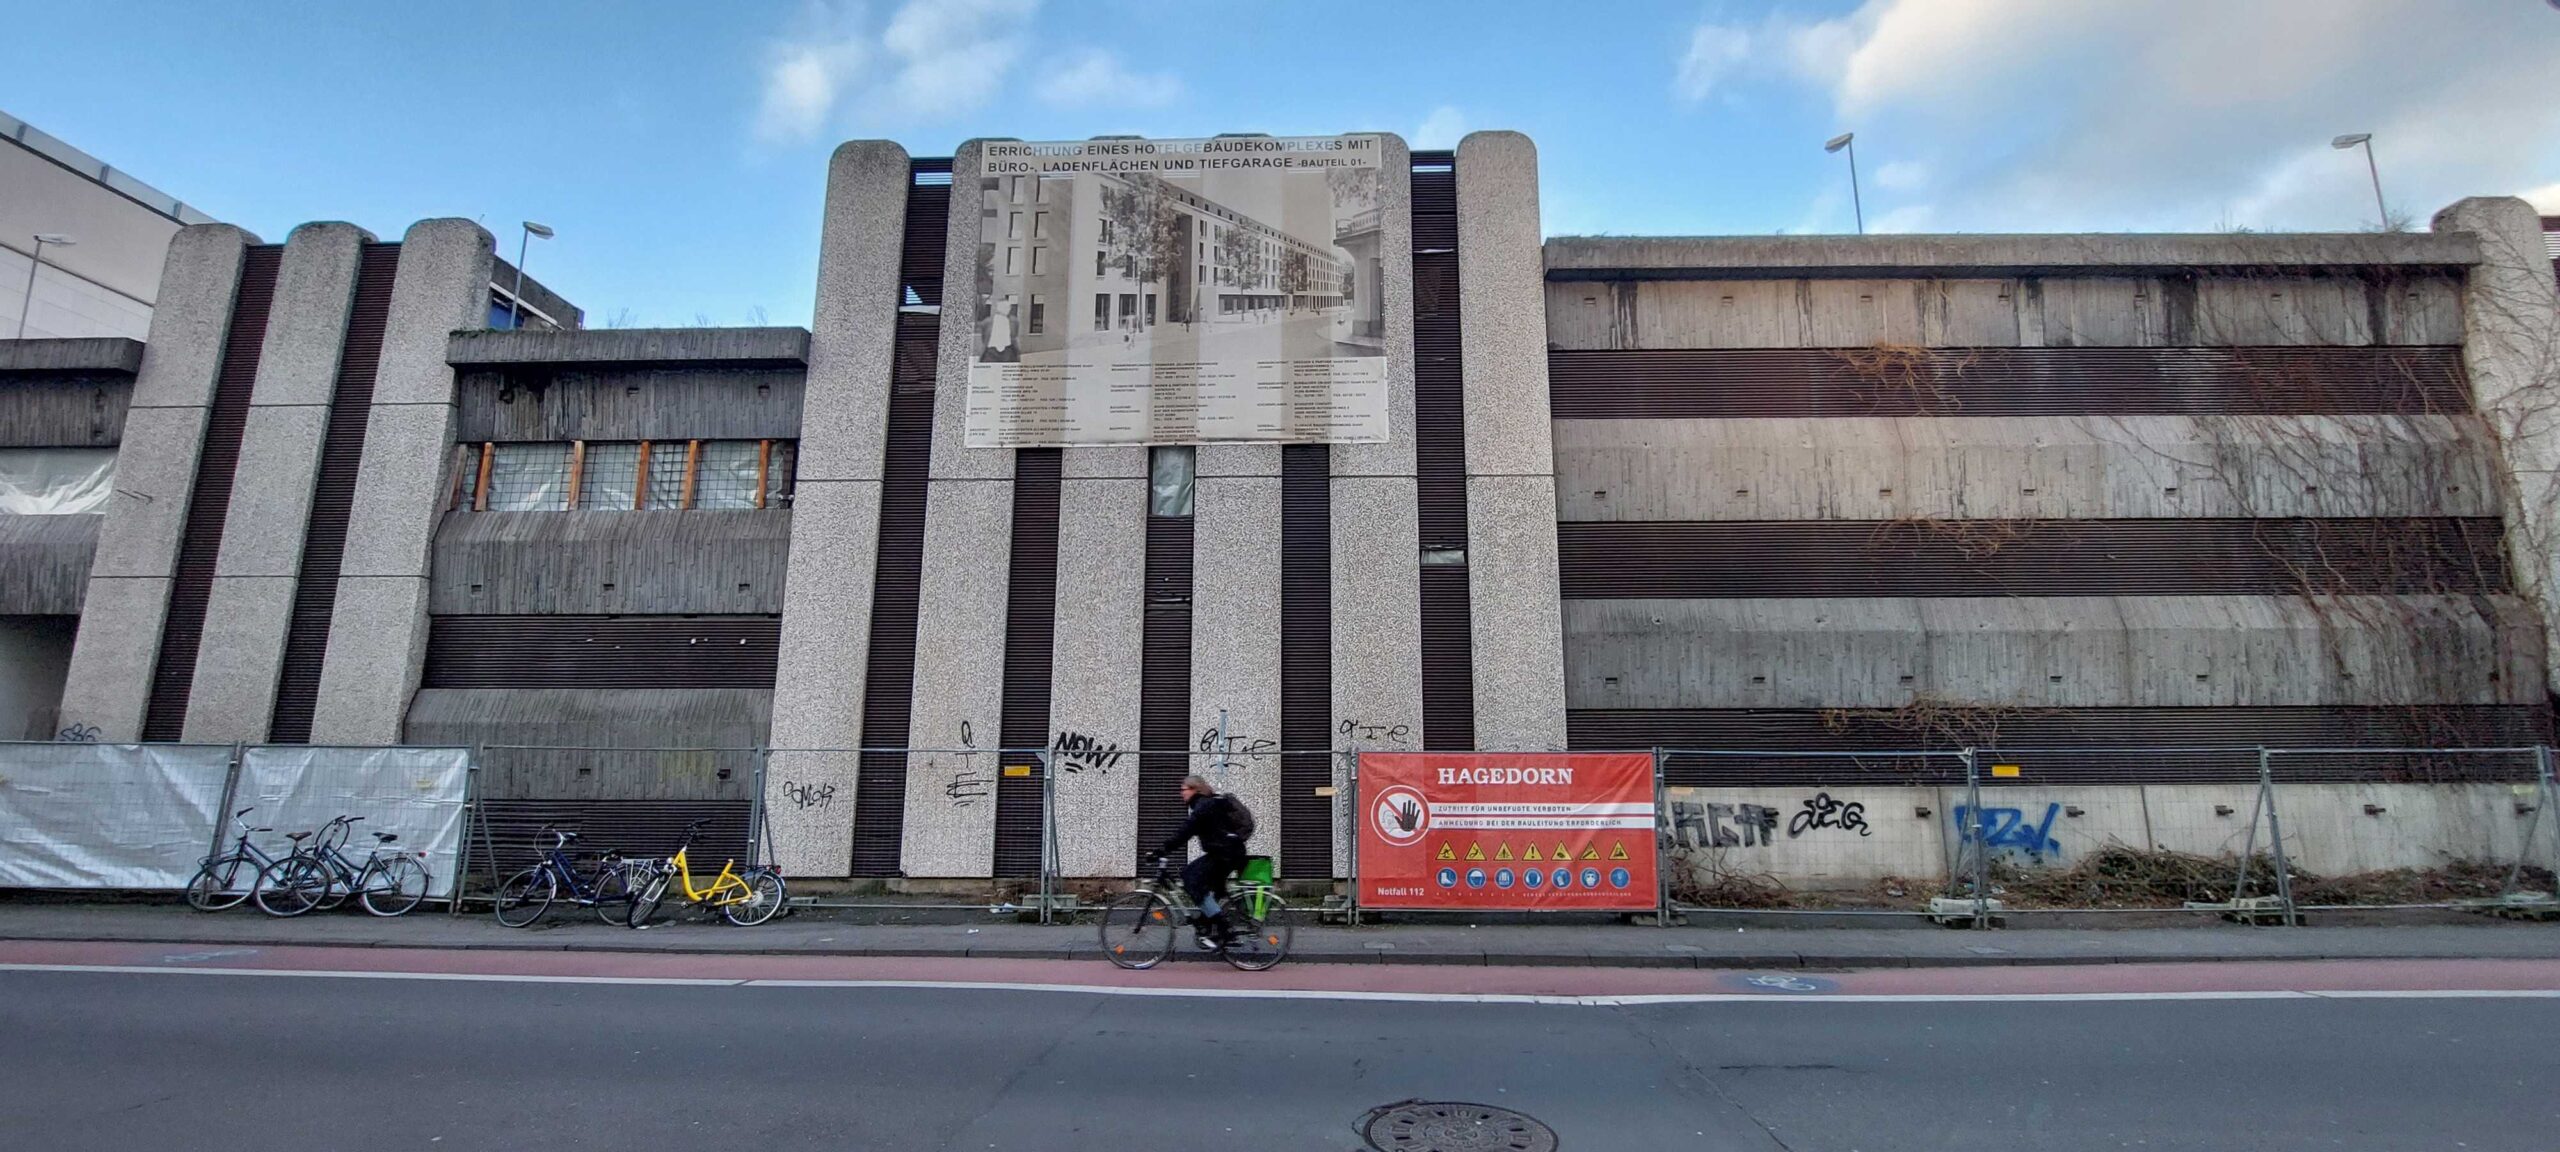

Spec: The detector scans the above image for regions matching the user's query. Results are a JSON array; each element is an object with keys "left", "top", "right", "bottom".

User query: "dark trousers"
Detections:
[{"left": 1182, "top": 851, "right": 1243, "bottom": 917}]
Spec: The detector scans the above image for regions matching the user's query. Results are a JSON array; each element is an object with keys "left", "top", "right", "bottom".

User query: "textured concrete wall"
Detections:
[
  {"left": 1555, "top": 415, "right": 2498, "bottom": 522},
  {"left": 1545, "top": 231, "right": 2478, "bottom": 278},
  {"left": 406, "top": 687, "right": 769, "bottom": 800},
  {"left": 0, "top": 615, "right": 76, "bottom": 741},
  {"left": 1053, "top": 448, "right": 1147, "bottom": 878},
  {"left": 1566, "top": 595, "right": 2542, "bottom": 710},
  {"left": 2435, "top": 198, "right": 2560, "bottom": 695},
  {"left": 185, "top": 222, "right": 369, "bottom": 742},
  {"left": 1455, "top": 132, "right": 1567, "bottom": 751},
  {"left": 307, "top": 219, "right": 493, "bottom": 745},
  {"left": 1188, "top": 445, "right": 1284, "bottom": 874},
  {"left": 56, "top": 223, "right": 255, "bottom": 740},
  {"left": 429, "top": 510, "right": 792, "bottom": 614},
  {"left": 768, "top": 141, "right": 909, "bottom": 877},
  {"left": 0, "top": 515, "right": 98, "bottom": 615}
]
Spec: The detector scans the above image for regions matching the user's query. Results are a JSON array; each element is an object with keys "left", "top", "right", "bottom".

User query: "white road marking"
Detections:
[{"left": 7, "top": 962, "right": 2560, "bottom": 1005}]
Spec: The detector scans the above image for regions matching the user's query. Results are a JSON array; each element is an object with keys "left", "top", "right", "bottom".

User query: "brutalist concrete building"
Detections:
[{"left": 4, "top": 132, "right": 2558, "bottom": 884}]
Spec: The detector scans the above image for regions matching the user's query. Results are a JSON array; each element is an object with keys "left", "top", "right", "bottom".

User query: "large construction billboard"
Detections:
[{"left": 965, "top": 134, "right": 1390, "bottom": 447}]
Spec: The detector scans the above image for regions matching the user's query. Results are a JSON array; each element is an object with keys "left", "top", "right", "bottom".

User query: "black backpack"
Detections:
[{"left": 1222, "top": 794, "right": 1257, "bottom": 843}]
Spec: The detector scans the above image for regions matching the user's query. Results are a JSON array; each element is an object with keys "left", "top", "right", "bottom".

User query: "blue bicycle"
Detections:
[
  {"left": 186, "top": 806, "right": 281, "bottom": 912},
  {"left": 494, "top": 827, "right": 644, "bottom": 927}
]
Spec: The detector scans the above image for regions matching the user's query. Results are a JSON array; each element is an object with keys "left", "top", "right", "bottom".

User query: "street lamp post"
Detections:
[
  {"left": 1825, "top": 133, "right": 1863, "bottom": 235},
  {"left": 509, "top": 221, "right": 554, "bottom": 329},
  {"left": 15, "top": 233, "right": 77, "bottom": 340},
  {"left": 2331, "top": 133, "right": 2388, "bottom": 228}
]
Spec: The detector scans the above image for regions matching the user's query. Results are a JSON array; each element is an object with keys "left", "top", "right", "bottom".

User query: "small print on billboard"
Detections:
[{"left": 1357, "top": 752, "right": 1658, "bottom": 911}]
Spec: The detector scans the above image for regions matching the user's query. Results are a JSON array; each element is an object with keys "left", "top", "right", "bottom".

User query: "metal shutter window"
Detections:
[
  {"left": 1409, "top": 152, "right": 1475, "bottom": 751},
  {"left": 1278, "top": 444, "right": 1334, "bottom": 878},
  {"left": 992, "top": 448, "right": 1060, "bottom": 878}
]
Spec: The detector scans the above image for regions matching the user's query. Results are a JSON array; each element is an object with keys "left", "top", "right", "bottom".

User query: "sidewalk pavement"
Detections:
[{"left": 4, "top": 901, "right": 2558, "bottom": 969}]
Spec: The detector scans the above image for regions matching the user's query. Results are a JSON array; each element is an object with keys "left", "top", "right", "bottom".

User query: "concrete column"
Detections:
[
  {"left": 307, "top": 219, "right": 493, "bottom": 745},
  {"left": 1051, "top": 447, "right": 1147, "bottom": 878},
  {"left": 2435, "top": 196, "right": 2560, "bottom": 694},
  {"left": 56, "top": 223, "right": 257, "bottom": 741},
  {"left": 1188, "top": 445, "right": 1284, "bottom": 870},
  {"left": 1454, "top": 131, "right": 1568, "bottom": 751},
  {"left": 1330, "top": 134, "right": 1421, "bottom": 876},
  {"left": 183, "top": 222, "right": 370, "bottom": 742},
  {"left": 769, "top": 140, "right": 909, "bottom": 877},
  {"left": 902, "top": 140, "right": 1013, "bottom": 878}
]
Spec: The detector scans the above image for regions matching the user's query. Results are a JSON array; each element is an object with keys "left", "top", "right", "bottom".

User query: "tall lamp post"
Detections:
[
  {"left": 2331, "top": 133, "right": 2388, "bottom": 228},
  {"left": 1825, "top": 133, "right": 1863, "bottom": 235},
  {"left": 15, "top": 233, "right": 77, "bottom": 339},
  {"left": 509, "top": 221, "right": 554, "bottom": 329}
]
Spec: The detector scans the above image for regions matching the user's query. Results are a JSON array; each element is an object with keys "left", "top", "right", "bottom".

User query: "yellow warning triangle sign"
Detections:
[
  {"left": 1580, "top": 844, "right": 1602, "bottom": 861},
  {"left": 1523, "top": 844, "right": 1542, "bottom": 861},
  {"left": 1493, "top": 843, "right": 1513, "bottom": 861},
  {"left": 1436, "top": 843, "right": 1455, "bottom": 861},
  {"left": 1465, "top": 843, "right": 1485, "bottom": 861},
  {"left": 1609, "top": 841, "right": 1631, "bottom": 861},
  {"left": 1553, "top": 842, "right": 1573, "bottom": 862}
]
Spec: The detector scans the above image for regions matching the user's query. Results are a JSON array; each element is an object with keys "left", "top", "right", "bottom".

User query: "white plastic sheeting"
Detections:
[
  {"left": 0, "top": 447, "right": 116, "bottom": 514},
  {"left": 0, "top": 743, "right": 233, "bottom": 889},
  {"left": 236, "top": 747, "right": 472, "bottom": 899}
]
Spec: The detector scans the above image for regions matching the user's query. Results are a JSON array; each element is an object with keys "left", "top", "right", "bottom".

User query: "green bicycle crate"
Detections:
[{"left": 1238, "top": 856, "right": 1275, "bottom": 888}]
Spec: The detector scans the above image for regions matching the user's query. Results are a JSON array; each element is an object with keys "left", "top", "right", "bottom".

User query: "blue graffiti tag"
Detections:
[{"left": 1954, "top": 803, "right": 2063, "bottom": 861}]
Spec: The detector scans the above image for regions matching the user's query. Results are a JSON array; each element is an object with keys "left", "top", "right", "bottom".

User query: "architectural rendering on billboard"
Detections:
[{"left": 965, "top": 134, "right": 1390, "bottom": 447}]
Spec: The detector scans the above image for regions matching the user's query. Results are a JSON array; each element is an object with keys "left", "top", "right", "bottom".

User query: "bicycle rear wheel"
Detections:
[
  {"left": 361, "top": 857, "right": 430, "bottom": 917},
  {"left": 1099, "top": 892, "right": 1179, "bottom": 970},
  {"left": 187, "top": 856, "right": 253, "bottom": 912},
  {"left": 592, "top": 864, "right": 637, "bottom": 925},
  {"left": 624, "top": 869, "right": 668, "bottom": 928},
  {"left": 1220, "top": 891, "right": 1292, "bottom": 972},
  {"left": 720, "top": 869, "right": 788, "bottom": 926},
  {"left": 493, "top": 867, "right": 556, "bottom": 927},
  {"left": 254, "top": 856, "right": 330, "bottom": 918}
]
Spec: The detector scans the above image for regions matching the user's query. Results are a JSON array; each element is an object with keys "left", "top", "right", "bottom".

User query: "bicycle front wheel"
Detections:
[
  {"left": 1219, "top": 891, "right": 1292, "bottom": 972},
  {"left": 720, "top": 869, "right": 788, "bottom": 926},
  {"left": 361, "top": 857, "right": 431, "bottom": 918},
  {"left": 624, "top": 869, "right": 668, "bottom": 929},
  {"left": 592, "top": 865, "right": 637, "bottom": 925},
  {"left": 253, "top": 856, "right": 330, "bottom": 918},
  {"left": 187, "top": 856, "right": 253, "bottom": 912},
  {"left": 1099, "top": 892, "right": 1179, "bottom": 970},
  {"left": 493, "top": 867, "right": 556, "bottom": 927}
]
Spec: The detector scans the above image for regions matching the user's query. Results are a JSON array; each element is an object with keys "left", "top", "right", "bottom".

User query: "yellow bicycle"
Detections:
[{"left": 623, "top": 820, "right": 787, "bottom": 927}]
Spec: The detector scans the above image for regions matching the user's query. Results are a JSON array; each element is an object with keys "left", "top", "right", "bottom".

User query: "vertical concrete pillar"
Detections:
[
  {"left": 1331, "top": 134, "right": 1422, "bottom": 876},
  {"left": 183, "top": 222, "right": 370, "bottom": 742},
  {"left": 769, "top": 140, "right": 910, "bottom": 877},
  {"left": 1051, "top": 447, "right": 1147, "bottom": 877},
  {"left": 1454, "top": 131, "right": 1568, "bottom": 751},
  {"left": 2435, "top": 197, "right": 2560, "bottom": 693},
  {"left": 902, "top": 140, "right": 1013, "bottom": 878},
  {"left": 307, "top": 219, "right": 494, "bottom": 745},
  {"left": 56, "top": 223, "right": 257, "bottom": 741},
  {"left": 1188, "top": 445, "right": 1284, "bottom": 869}
]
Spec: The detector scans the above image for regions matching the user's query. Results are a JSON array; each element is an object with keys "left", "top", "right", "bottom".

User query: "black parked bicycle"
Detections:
[
  {"left": 252, "top": 815, "right": 432, "bottom": 918},
  {"left": 494, "top": 827, "right": 646, "bottom": 928},
  {"left": 186, "top": 807, "right": 282, "bottom": 912}
]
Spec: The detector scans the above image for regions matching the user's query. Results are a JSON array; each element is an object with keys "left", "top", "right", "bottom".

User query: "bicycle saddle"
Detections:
[
  {"left": 251, "top": 827, "right": 273, "bottom": 834},
  {"left": 286, "top": 831, "right": 312, "bottom": 842},
  {"left": 372, "top": 831, "right": 398, "bottom": 844}
]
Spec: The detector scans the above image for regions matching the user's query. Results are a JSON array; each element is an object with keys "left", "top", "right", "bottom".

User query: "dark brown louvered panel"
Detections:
[
  {"left": 1411, "top": 160, "right": 1474, "bottom": 752},
  {"left": 1135, "top": 515, "right": 1194, "bottom": 867},
  {"left": 1558, "top": 518, "right": 2508, "bottom": 599},
  {"left": 992, "top": 448, "right": 1060, "bottom": 877},
  {"left": 423, "top": 616, "right": 780, "bottom": 688},
  {"left": 1549, "top": 346, "right": 2471, "bottom": 419},
  {"left": 1571, "top": 707, "right": 2552, "bottom": 786},
  {"left": 141, "top": 244, "right": 281, "bottom": 740},
  {"left": 852, "top": 161, "right": 948, "bottom": 877},
  {"left": 471, "top": 800, "right": 752, "bottom": 886},
  {"left": 1278, "top": 445, "right": 1333, "bottom": 878},
  {"left": 268, "top": 242, "right": 398, "bottom": 742}
]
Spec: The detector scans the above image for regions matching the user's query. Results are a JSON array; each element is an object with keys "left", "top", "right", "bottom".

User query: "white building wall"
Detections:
[{"left": 1, "top": 134, "right": 183, "bottom": 340}]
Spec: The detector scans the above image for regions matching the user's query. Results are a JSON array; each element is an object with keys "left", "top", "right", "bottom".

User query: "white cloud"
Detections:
[
  {"left": 1036, "top": 49, "right": 1181, "bottom": 107},
  {"left": 1676, "top": 0, "right": 2560, "bottom": 232},
  {"left": 1415, "top": 106, "right": 1467, "bottom": 150},
  {"left": 2522, "top": 182, "right": 2560, "bottom": 214},
  {"left": 1870, "top": 160, "right": 1927, "bottom": 192},
  {"left": 753, "top": 0, "right": 1038, "bottom": 143}
]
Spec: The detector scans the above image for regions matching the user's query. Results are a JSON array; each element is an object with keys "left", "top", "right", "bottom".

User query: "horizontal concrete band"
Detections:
[
  {"left": 1545, "top": 274, "right": 2463, "bottom": 349},
  {"left": 1664, "top": 782, "right": 2545, "bottom": 889},
  {"left": 1545, "top": 231, "right": 2481, "bottom": 278},
  {"left": 1565, "top": 595, "right": 2543, "bottom": 709},
  {"left": 446, "top": 327, "right": 811, "bottom": 367},
  {"left": 1556, "top": 415, "right": 2496, "bottom": 521},
  {"left": 0, "top": 337, "right": 145, "bottom": 375}
]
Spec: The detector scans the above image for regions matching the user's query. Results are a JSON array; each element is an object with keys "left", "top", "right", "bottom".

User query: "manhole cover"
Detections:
[{"left": 1361, "top": 1101, "right": 1558, "bottom": 1152}]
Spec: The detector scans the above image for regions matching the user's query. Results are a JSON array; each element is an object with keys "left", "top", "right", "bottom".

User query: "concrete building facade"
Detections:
[{"left": 4, "top": 130, "right": 2557, "bottom": 884}]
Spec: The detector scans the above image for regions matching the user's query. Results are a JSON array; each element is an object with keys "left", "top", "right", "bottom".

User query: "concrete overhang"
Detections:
[
  {"left": 1543, "top": 232, "right": 2484, "bottom": 281},
  {"left": 447, "top": 326, "right": 811, "bottom": 370},
  {"left": 0, "top": 337, "right": 146, "bottom": 376}
]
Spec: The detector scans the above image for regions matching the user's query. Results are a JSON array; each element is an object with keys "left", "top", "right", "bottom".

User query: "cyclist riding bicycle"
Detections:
[{"left": 1148, "top": 774, "right": 1255, "bottom": 950}]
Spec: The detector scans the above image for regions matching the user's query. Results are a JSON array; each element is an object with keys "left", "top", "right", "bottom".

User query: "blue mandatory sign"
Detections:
[
  {"left": 1466, "top": 867, "right": 1487, "bottom": 889},
  {"left": 1581, "top": 868, "right": 1603, "bottom": 890},
  {"left": 1436, "top": 867, "right": 1458, "bottom": 889},
  {"left": 1494, "top": 868, "right": 1515, "bottom": 889},
  {"left": 1609, "top": 867, "right": 1632, "bottom": 889},
  {"left": 1551, "top": 867, "right": 1574, "bottom": 890},
  {"left": 1523, "top": 868, "right": 1545, "bottom": 890}
]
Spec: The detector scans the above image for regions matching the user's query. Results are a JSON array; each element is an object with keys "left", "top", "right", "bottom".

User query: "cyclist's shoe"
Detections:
[{"left": 1194, "top": 931, "right": 1223, "bottom": 951}]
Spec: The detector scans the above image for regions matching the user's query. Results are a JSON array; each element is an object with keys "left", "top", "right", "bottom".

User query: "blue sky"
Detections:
[{"left": 5, "top": 1, "right": 2555, "bottom": 328}]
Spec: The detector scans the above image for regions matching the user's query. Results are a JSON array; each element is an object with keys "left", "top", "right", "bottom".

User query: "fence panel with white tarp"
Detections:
[
  {"left": 235, "top": 746, "right": 473, "bottom": 899},
  {"left": 0, "top": 742, "right": 237, "bottom": 889}
]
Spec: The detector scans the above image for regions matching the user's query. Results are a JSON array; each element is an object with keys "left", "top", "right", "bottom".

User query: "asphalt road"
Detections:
[{"left": 4, "top": 959, "right": 2556, "bottom": 1151}]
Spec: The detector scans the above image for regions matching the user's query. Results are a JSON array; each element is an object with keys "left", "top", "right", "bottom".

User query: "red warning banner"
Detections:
[{"left": 1357, "top": 752, "right": 1657, "bottom": 911}]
